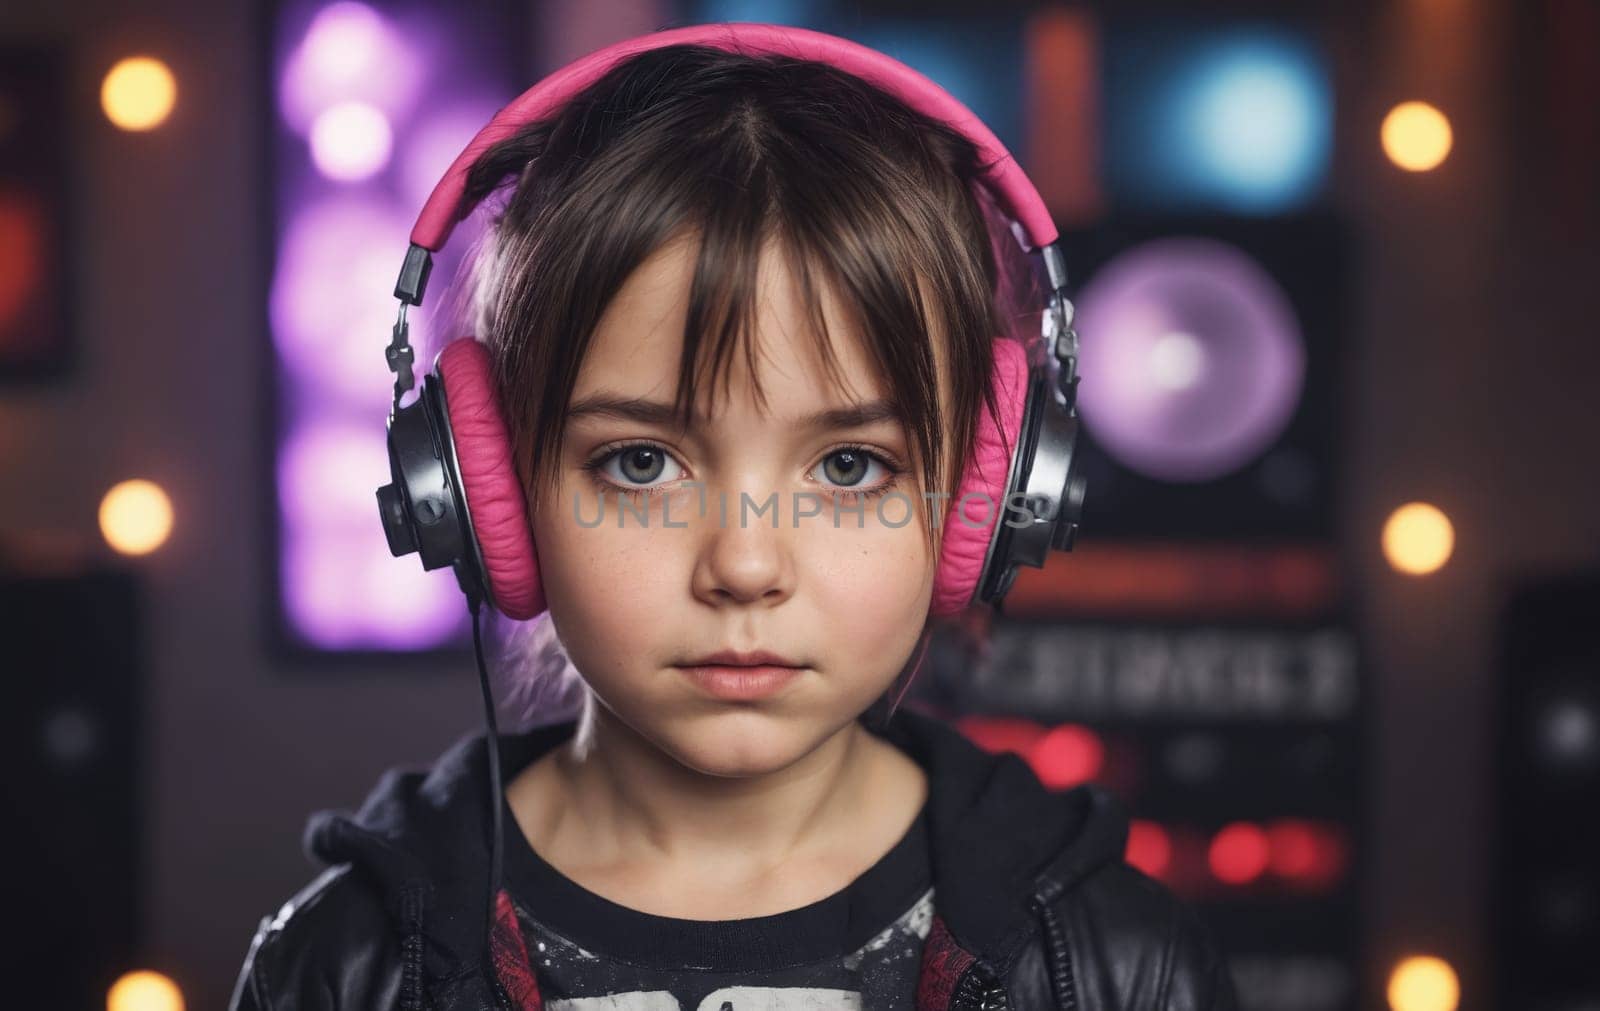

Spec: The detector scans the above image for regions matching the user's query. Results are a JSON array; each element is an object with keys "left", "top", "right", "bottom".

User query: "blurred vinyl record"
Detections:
[{"left": 1058, "top": 211, "right": 1348, "bottom": 543}]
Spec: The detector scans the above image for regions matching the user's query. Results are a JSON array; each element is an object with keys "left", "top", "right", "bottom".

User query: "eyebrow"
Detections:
[{"left": 565, "top": 393, "right": 904, "bottom": 431}]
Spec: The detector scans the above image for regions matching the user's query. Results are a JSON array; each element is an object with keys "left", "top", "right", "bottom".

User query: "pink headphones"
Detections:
[{"left": 375, "top": 22, "right": 1087, "bottom": 622}]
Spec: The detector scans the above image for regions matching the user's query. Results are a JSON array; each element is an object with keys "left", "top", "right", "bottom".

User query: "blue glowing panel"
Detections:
[
  {"left": 1104, "top": 21, "right": 1332, "bottom": 214},
  {"left": 847, "top": 17, "right": 1026, "bottom": 159}
]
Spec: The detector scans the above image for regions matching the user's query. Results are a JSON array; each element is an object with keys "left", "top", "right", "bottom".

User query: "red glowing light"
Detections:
[
  {"left": 1208, "top": 822, "right": 1270, "bottom": 885},
  {"left": 954, "top": 715, "right": 1046, "bottom": 756},
  {"left": 1267, "top": 819, "right": 1347, "bottom": 887},
  {"left": 0, "top": 188, "right": 45, "bottom": 336},
  {"left": 1267, "top": 819, "right": 1319, "bottom": 878},
  {"left": 1125, "top": 820, "right": 1173, "bottom": 879},
  {"left": 1029, "top": 723, "right": 1105, "bottom": 789}
]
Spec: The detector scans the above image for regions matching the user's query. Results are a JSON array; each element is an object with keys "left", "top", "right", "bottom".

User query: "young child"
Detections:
[{"left": 231, "top": 24, "right": 1236, "bottom": 1011}]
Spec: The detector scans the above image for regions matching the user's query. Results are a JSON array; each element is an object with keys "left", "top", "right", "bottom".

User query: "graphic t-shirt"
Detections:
[{"left": 499, "top": 796, "right": 934, "bottom": 1011}]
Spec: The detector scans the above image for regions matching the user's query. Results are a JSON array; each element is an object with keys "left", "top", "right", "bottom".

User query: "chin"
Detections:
[{"left": 652, "top": 708, "right": 829, "bottom": 778}]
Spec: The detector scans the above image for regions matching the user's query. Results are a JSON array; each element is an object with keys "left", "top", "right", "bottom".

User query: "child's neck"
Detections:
[{"left": 503, "top": 702, "right": 928, "bottom": 919}]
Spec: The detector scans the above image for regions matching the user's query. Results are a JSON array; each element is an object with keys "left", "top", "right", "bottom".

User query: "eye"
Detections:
[
  {"left": 588, "top": 442, "right": 685, "bottom": 490},
  {"left": 811, "top": 446, "right": 894, "bottom": 492}
]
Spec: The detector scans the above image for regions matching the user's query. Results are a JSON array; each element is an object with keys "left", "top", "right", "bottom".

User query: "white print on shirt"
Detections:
[
  {"left": 844, "top": 886, "right": 935, "bottom": 970},
  {"left": 536, "top": 887, "right": 935, "bottom": 1011},
  {"left": 550, "top": 989, "right": 862, "bottom": 1010}
]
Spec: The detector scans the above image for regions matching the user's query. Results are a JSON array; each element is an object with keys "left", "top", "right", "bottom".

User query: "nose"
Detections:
[{"left": 690, "top": 487, "right": 798, "bottom": 608}]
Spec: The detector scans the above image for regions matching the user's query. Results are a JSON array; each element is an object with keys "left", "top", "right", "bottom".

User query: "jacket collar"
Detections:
[{"left": 305, "top": 703, "right": 1128, "bottom": 1001}]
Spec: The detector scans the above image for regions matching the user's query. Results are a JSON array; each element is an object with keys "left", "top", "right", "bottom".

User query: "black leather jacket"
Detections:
[{"left": 231, "top": 707, "right": 1237, "bottom": 1009}]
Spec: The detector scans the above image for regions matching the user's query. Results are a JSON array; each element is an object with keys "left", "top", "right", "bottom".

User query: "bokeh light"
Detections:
[
  {"left": 107, "top": 970, "right": 184, "bottom": 1011},
  {"left": 1382, "top": 101, "right": 1453, "bottom": 172},
  {"left": 1126, "top": 820, "right": 1173, "bottom": 879},
  {"left": 1535, "top": 696, "right": 1599, "bottom": 772},
  {"left": 99, "top": 480, "right": 174, "bottom": 556},
  {"left": 101, "top": 57, "right": 177, "bottom": 132},
  {"left": 309, "top": 101, "right": 393, "bottom": 181},
  {"left": 279, "top": 1, "right": 421, "bottom": 136},
  {"left": 1029, "top": 724, "right": 1105, "bottom": 789},
  {"left": 1387, "top": 955, "right": 1460, "bottom": 1011},
  {"left": 1208, "top": 821, "right": 1270, "bottom": 885},
  {"left": 1266, "top": 819, "right": 1321, "bottom": 879},
  {"left": 1265, "top": 818, "right": 1347, "bottom": 888},
  {"left": 1382, "top": 501, "right": 1454, "bottom": 575}
]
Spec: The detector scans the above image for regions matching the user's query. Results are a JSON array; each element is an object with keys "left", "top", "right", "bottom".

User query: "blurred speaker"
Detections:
[
  {"left": 1493, "top": 568, "right": 1600, "bottom": 1008},
  {"left": 0, "top": 568, "right": 143, "bottom": 1005}
]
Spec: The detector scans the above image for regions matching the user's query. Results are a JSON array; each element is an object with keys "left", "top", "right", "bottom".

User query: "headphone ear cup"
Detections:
[
  {"left": 929, "top": 337, "right": 1030, "bottom": 617},
  {"left": 433, "top": 338, "right": 546, "bottom": 620}
]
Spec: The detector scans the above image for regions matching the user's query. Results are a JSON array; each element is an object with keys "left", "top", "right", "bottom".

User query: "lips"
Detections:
[
  {"left": 674, "top": 649, "right": 808, "bottom": 702},
  {"left": 679, "top": 649, "right": 805, "bottom": 669}
]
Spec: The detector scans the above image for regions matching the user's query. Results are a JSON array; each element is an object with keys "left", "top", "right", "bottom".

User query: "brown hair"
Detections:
[{"left": 452, "top": 42, "right": 1043, "bottom": 551}]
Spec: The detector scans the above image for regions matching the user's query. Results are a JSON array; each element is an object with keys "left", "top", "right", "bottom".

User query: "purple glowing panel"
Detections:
[
  {"left": 278, "top": 418, "right": 467, "bottom": 649},
  {"left": 283, "top": 520, "right": 468, "bottom": 649},
  {"left": 270, "top": 197, "right": 422, "bottom": 410},
  {"left": 272, "top": 0, "right": 522, "bottom": 651},
  {"left": 279, "top": 2, "right": 423, "bottom": 136},
  {"left": 277, "top": 417, "right": 390, "bottom": 525},
  {"left": 1074, "top": 238, "right": 1305, "bottom": 483},
  {"left": 400, "top": 99, "right": 504, "bottom": 210}
]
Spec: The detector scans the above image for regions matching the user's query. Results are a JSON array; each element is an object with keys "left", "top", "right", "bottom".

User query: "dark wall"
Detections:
[
  {"left": 0, "top": 0, "right": 1596, "bottom": 1008},
  {"left": 0, "top": 2, "right": 480, "bottom": 1007}
]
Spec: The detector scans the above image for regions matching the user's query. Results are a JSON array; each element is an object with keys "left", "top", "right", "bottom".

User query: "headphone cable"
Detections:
[{"left": 469, "top": 597, "right": 506, "bottom": 986}]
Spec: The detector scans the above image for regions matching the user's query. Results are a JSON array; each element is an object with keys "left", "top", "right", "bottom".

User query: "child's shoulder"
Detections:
[
  {"left": 1048, "top": 856, "right": 1237, "bottom": 1007},
  {"left": 229, "top": 864, "right": 402, "bottom": 1010}
]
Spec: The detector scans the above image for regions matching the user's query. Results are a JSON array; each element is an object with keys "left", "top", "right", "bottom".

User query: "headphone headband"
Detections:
[{"left": 407, "top": 22, "right": 1060, "bottom": 255}]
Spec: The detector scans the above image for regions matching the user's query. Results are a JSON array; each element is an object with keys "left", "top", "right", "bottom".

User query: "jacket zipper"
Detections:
[
  {"left": 945, "top": 892, "right": 1078, "bottom": 1010},
  {"left": 950, "top": 959, "right": 1010, "bottom": 1010},
  {"left": 1028, "top": 892, "right": 1078, "bottom": 1011}
]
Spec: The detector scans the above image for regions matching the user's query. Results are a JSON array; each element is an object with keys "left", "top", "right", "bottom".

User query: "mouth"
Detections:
[
  {"left": 679, "top": 648, "right": 806, "bottom": 668},
  {"left": 674, "top": 649, "right": 808, "bottom": 701}
]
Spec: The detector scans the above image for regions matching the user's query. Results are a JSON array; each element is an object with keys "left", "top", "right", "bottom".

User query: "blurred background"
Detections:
[{"left": 1, "top": 0, "right": 1596, "bottom": 1008}]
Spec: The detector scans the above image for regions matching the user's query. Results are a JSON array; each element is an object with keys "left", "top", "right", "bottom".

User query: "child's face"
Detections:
[{"left": 531, "top": 233, "right": 947, "bottom": 777}]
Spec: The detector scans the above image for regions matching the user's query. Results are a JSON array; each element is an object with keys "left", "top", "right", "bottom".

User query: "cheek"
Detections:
[
  {"left": 530, "top": 493, "right": 682, "bottom": 676},
  {"left": 802, "top": 513, "right": 933, "bottom": 615}
]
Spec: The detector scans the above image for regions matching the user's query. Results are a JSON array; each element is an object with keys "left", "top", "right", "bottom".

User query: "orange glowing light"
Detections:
[
  {"left": 102, "top": 56, "right": 177, "bottom": 131},
  {"left": 1382, "top": 101, "right": 1452, "bottom": 172},
  {"left": 1383, "top": 501, "right": 1454, "bottom": 575},
  {"left": 99, "top": 479, "right": 174, "bottom": 556},
  {"left": 1387, "top": 955, "right": 1460, "bottom": 1011},
  {"left": 107, "top": 970, "right": 184, "bottom": 1011}
]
